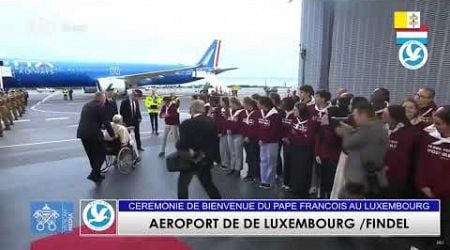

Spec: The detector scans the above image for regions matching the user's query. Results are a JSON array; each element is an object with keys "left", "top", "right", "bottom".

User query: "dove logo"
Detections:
[
  {"left": 82, "top": 200, "right": 115, "bottom": 232},
  {"left": 398, "top": 40, "right": 428, "bottom": 70}
]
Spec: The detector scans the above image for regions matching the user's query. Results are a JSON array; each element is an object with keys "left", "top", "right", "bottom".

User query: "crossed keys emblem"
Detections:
[{"left": 409, "top": 13, "right": 419, "bottom": 28}]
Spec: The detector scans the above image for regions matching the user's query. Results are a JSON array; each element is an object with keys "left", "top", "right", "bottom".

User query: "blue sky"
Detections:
[{"left": 0, "top": 0, "right": 300, "bottom": 79}]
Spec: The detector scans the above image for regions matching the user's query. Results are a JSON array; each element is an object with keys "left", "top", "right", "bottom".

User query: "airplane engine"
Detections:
[{"left": 96, "top": 78, "right": 127, "bottom": 95}]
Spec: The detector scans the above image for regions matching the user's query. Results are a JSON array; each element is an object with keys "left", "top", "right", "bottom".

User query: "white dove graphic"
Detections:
[
  {"left": 88, "top": 205, "right": 109, "bottom": 224},
  {"left": 404, "top": 44, "right": 423, "bottom": 63}
]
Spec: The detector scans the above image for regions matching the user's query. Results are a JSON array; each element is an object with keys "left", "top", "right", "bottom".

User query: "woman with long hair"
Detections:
[
  {"left": 381, "top": 105, "right": 417, "bottom": 197},
  {"left": 226, "top": 97, "right": 245, "bottom": 176},
  {"left": 256, "top": 96, "right": 282, "bottom": 189},
  {"left": 415, "top": 106, "right": 450, "bottom": 249},
  {"left": 402, "top": 97, "right": 427, "bottom": 130},
  {"left": 219, "top": 97, "right": 231, "bottom": 170},
  {"left": 280, "top": 97, "right": 296, "bottom": 190},
  {"left": 242, "top": 97, "right": 260, "bottom": 182},
  {"left": 285, "top": 102, "right": 319, "bottom": 197}
]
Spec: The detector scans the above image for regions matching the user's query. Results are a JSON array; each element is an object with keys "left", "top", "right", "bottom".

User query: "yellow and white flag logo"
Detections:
[{"left": 394, "top": 11, "right": 420, "bottom": 29}]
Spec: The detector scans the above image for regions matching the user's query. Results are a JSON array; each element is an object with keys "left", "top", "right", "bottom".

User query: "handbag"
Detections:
[{"left": 165, "top": 151, "right": 195, "bottom": 172}]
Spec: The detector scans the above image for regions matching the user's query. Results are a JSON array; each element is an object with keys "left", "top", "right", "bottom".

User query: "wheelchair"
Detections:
[{"left": 101, "top": 138, "right": 139, "bottom": 174}]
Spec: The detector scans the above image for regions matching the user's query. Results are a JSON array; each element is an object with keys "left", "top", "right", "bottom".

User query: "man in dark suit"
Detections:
[
  {"left": 77, "top": 92, "right": 115, "bottom": 183},
  {"left": 120, "top": 90, "right": 144, "bottom": 151},
  {"left": 104, "top": 90, "right": 118, "bottom": 122},
  {"left": 176, "top": 100, "right": 222, "bottom": 199}
]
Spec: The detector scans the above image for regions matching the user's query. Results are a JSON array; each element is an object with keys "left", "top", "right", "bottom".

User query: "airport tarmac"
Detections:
[{"left": 0, "top": 90, "right": 408, "bottom": 250}]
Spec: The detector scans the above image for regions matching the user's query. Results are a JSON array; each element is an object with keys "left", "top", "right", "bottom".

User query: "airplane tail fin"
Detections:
[
  {"left": 197, "top": 39, "right": 221, "bottom": 69},
  {"left": 196, "top": 40, "right": 237, "bottom": 74}
]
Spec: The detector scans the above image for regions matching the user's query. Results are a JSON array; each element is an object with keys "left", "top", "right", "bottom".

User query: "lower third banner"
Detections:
[{"left": 82, "top": 199, "right": 441, "bottom": 236}]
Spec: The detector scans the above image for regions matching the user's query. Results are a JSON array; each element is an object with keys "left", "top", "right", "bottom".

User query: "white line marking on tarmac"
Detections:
[
  {"left": 45, "top": 117, "right": 69, "bottom": 121},
  {"left": 30, "top": 92, "right": 79, "bottom": 115},
  {"left": 0, "top": 138, "right": 79, "bottom": 149},
  {"left": 67, "top": 124, "right": 79, "bottom": 128},
  {"left": 0, "top": 133, "right": 160, "bottom": 149},
  {"left": 14, "top": 119, "right": 31, "bottom": 123}
]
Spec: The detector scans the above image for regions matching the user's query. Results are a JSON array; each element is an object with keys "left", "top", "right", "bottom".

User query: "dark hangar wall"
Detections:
[{"left": 299, "top": 0, "right": 450, "bottom": 104}]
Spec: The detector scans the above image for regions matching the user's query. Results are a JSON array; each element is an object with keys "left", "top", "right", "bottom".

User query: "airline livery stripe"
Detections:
[{"left": 215, "top": 40, "right": 221, "bottom": 68}]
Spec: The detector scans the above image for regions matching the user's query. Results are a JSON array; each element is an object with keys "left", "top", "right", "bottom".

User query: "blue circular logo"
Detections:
[
  {"left": 398, "top": 40, "right": 428, "bottom": 70},
  {"left": 82, "top": 200, "right": 115, "bottom": 231}
]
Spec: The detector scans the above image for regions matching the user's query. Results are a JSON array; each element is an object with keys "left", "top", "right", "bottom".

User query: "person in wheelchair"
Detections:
[{"left": 105, "top": 114, "right": 140, "bottom": 161}]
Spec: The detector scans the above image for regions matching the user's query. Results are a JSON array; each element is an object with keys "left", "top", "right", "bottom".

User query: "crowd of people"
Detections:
[
  {"left": 75, "top": 85, "right": 449, "bottom": 248},
  {"left": 183, "top": 85, "right": 449, "bottom": 249},
  {"left": 0, "top": 89, "right": 28, "bottom": 137}
]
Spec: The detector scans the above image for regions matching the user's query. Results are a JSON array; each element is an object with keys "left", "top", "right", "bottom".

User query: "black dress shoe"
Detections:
[
  {"left": 138, "top": 148, "right": 145, "bottom": 151},
  {"left": 87, "top": 174, "right": 103, "bottom": 183}
]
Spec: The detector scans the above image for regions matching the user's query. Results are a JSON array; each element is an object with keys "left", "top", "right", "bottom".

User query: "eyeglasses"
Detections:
[{"left": 415, "top": 93, "right": 431, "bottom": 99}]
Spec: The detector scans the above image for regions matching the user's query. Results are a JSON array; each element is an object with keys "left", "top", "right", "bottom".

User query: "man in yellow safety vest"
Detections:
[{"left": 145, "top": 89, "right": 162, "bottom": 135}]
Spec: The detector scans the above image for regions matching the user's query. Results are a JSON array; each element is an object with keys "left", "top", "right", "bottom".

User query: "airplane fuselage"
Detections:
[{"left": 1, "top": 59, "right": 200, "bottom": 89}]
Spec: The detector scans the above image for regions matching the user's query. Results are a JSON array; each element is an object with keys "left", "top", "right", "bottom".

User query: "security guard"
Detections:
[
  {"left": 63, "top": 88, "right": 68, "bottom": 100},
  {"left": 144, "top": 89, "right": 162, "bottom": 135}
]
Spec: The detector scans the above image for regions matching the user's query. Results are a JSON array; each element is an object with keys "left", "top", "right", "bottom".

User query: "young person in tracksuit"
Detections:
[
  {"left": 219, "top": 97, "right": 231, "bottom": 170},
  {"left": 242, "top": 97, "right": 260, "bottom": 182},
  {"left": 381, "top": 105, "right": 418, "bottom": 198},
  {"left": 414, "top": 106, "right": 450, "bottom": 250},
  {"left": 299, "top": 84, "right": 316, "bottom": 116},
  {"left": 280, "top": 97, "right": 295, "bottom": 191},
  {"left": 269, "top": 93, "right": 284, "bottom": 179},
  {"left": 207, "top": 96, "right": 225, "bottom": 167},
  {"left": 257, "top": 96, "right": 282, "bottom": 189},
  {"left": 226, "top": 97, "right": 246, "bottom": 176},
  {"left": 285, "top": 102, "right": 319, "bottom": 197},
  {"left": 158, "top": 96, "right": 180, "bottom": 157},
  {"left": 314, "top": 102, "right": 342, "bottom": 198},
  {"left": 403, "top": 97, "right": 429, "bottom": 131},
  {"left": 311, "top": 90, "right": 334, "bottom": 197}
]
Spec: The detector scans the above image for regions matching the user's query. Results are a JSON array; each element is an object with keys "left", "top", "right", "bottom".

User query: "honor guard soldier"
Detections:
[
  {"left": 8, "top": 92, "right": 20, "bottom": 119},
  {"left": 0, "top": 94, "right": 4, "bottom": 137},
  {"left": 144, "top": 89, "right": 162, "bottom": 135},
  {"left": 0, "top": 92, "right": 11, "bottom": 130},
  {"left": 6, "top": 93, "right": 17, "bottom": 122}
]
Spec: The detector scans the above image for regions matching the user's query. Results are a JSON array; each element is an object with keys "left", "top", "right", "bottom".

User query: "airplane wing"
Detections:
[
  {"left": 117, "top": 66, "right": 197, "bottom": 84},
  {"left": 211, "top": 67, "right": 238, "bottom": 74}
]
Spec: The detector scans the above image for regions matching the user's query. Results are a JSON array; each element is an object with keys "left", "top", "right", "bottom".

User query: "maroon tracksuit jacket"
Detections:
[
  {"left": 208, "top": 106, "right": 225, "bottom": 135},
  {"left": 160, "top": 102, "right": 180, "bottom": 125},
  {"left": 281, "top": 111, "right": 295, "bottom": 138},
  {"left": 257, "top": 108, "right": 282, "bottom": 143},
  {"left": 242, "top": 109, "right": 260, "bottom": 140},
  {"left": 315, "top": 124, "right": 341, "bottom": 162},
  {"left": 384, "top": 124, "right": 418, "bottom": 187},
  {"left": 415, "top": 126, "right": 450, "bottom": 199},
  {"left": 225, "top": 109, "right": 246, "bottom": 135},
  {"left": 287, "top": 117, "right": 319, "bottom": 146}
]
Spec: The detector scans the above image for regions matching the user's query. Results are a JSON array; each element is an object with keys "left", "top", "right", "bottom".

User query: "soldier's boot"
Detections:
[
  {"left": 0, "top": 120, "right": 4, "bottom": 136},
  {"left": 13, "top": 110, "right": 19, "bottom": 120},
  {"left": 3, "top": 116, "right": 11, "bottom": 130},
  {"left": 7, "top": 113, "right": 14, "bottom": 126}
]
